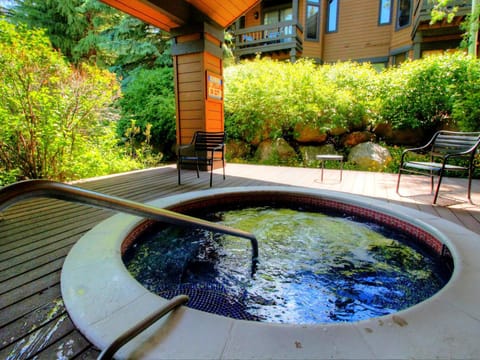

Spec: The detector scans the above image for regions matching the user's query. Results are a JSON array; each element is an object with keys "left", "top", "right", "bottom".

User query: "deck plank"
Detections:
[
  {"left": 1, "top": 298, "right": 64, "bottom": 350},
  {"left": 0, "top": 164, "right": 478, "bottom": 359}
]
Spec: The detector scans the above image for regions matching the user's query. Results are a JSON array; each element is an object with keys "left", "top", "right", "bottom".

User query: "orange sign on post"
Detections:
[{"left": 206, "top": 71, "right": 223, "bottom": 101}]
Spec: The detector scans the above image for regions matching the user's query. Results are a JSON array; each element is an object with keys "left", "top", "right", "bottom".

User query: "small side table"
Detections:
[{"left": 316, "top": 154, "right": 344, "bottom": 182}]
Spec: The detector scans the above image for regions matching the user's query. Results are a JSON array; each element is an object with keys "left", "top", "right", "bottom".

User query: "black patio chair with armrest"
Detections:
[
  {"left": 177, "top": 131, "right": 226, "bottom": 187},
  {"left": 396, "top": 130, "right": 480, "bottom": 204}
]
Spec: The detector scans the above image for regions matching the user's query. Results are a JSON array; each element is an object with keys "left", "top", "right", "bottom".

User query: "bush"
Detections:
[
  {"left": 117, "top": 67, "right": 176, "bottom": 158},
  {"left": 451, "top": 56, "right": 480, "bottom": 131},
  {"left": 224, "top": 58, "right": 380, "bottom": 143},
  {"left": 0, "top": 19, "right": 138, "bottom": 183},
  {"left": 377, "top": 53, "right": 479, "bottom": 132}
]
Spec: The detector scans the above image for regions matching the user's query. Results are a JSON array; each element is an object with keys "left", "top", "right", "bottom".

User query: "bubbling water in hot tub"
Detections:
[{"left": 123, "top": 198, "right": 451, "bottom": 325}]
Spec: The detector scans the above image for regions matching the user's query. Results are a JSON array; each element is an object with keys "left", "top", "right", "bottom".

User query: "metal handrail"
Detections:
[
  {"left": 97, "top": 294, "right": 189, "bottom": 360},
  {"left": 0, "top": 180, "right": 259, "bottom": 267}
]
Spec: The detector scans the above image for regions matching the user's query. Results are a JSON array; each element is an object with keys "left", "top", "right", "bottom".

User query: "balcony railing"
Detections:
[
  {"left": 233, "top": 21, "right": 303, "bottom": 59},
  {"left": 412, "top": 0, "right": 471, "bottom": 35}
]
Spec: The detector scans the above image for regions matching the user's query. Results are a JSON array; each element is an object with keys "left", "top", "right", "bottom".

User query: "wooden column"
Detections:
[{"left": 171, "top": 22, "right": 225, "bottom": 147}]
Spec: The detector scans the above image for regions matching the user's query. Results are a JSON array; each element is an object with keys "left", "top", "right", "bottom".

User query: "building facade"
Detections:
[{"left": 232, "top": 0, "right": 476, "bottom": 67}]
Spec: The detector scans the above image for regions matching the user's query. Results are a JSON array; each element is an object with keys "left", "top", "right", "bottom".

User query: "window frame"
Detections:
[
  {"left": 396, "top": 0, "right": 412, "bottom": 30},
  {"left": 326, "top": 0, "right": 339, "bottom": 34},
  {"left": 305, "top": 0, "right": 321, "bottom": 41},
  {"left": 378, "top": 0, "right": 392, "bottom": 26},
  {"left": 263, "top": 3, "right": 293, "bottom": 24}
]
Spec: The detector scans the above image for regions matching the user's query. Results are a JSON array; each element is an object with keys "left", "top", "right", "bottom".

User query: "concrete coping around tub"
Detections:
[{"left": 61, "top": 186, "right": 480, "bottom": 359}]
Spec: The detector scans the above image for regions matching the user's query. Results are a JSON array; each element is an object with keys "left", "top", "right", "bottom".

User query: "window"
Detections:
[
  {"left": 326, "top": 0, "right": 339, "bottom": 33},
  {"left": 264, "top": 6, "right": 293, "bottom": 39},
  {"left": 264, "top": 11, "right": 279, "bottom": 25},
  {"left": 264, "top": 7, "right": 292, "bottom": 24},
  {"left": 379, "top": 0, "right": 392, "bottom": 25},
  {"left": 396, "top": 0, "right": 412, "bottom": 29},
  {"left": 306, "top": 0, "right": 320, "bottom": 40}
]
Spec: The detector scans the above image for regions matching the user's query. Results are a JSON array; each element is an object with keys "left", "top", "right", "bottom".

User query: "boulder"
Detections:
[
  {"left": 225, "top": 140, "right": 251, "bottom": 161},
  {"left": 341, "top": 131, "right": 375, "bottom": 147},
  {"left": 299, "top": 144, "right": 338, "bottom": 166},
  {"left": 329, "top": 127, "right": 348, "bottom": 136},
  {"left": 255, "top": 138, "right": 297, "bottom": 164},
  {"left": 294, "top": 123, "right": 328, "bottom": 143},
  {"left": 348, "top": 142, "right": 392, "bottom": 171},
  {"left": 373, "top": 123, "right": 425, "bottom": 146}
]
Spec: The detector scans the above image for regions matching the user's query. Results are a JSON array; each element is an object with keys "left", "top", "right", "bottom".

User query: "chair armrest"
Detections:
[
  {"left": 177, "top": 144, "right": 194, "bottom": 156},
  {"left": 400, "top": 140, "right": 436, "bottom": 164},
  {"left": 212, "top": 144, "right": 225, "bottom": 151}
]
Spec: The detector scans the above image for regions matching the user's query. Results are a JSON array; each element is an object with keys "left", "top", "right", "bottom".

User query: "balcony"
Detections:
[
  {"left": 412, "top": 0, "right": 472, "bottom": 37},
  {"left": 233, "top": 21, "right": 303, "bottom": 61}
]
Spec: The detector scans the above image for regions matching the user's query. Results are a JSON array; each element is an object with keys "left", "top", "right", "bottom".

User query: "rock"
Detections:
[
  {"left": 373, "top": 123, "right": 425, "bottom": 146},
  {"left": 255, "top": 138, "right": 297, "bottom": 164},
  {"left": 348, "top": 142, "right": 392, "bottom": 171},
  {"left": 225, "top": 140, "right": 251, "bottom": 161},
  {"left": 299, "top": 144, "right": 338, "bottom": 166},
  {"left": 294, "top": 123, "right": 328, "bottom": 143},
  {"left": 329, "top": 127, "right": 348, "bottom": 136},
  {"left": 341, "top": 131, "right": 375, "bottom": 147}
]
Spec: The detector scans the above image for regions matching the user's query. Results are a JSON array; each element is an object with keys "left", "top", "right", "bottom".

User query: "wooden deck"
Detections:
[{"left": 1, "top": 163, "right": 479, "bottom": 359}]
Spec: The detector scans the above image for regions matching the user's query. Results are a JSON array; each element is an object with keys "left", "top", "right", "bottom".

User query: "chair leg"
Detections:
[
  {"left": 396, "top": 170, "right": 402, "bottom": 195},
  {"left": 433, "top": 171, "right": 444, "bottom": 205},
  {"left": 177, "top": 160, "right": 182, "bottom": 185},
  {"left": 467, "top": 167, "right": 474, "bottom": 204},
  {"left": 222, "top": 158, "right": 225, "bottom": 180},
  {"left": 209, "top": 162, "right": 213, "bottom": 187},
  {"left": 195, "top": 159, "right": 200, "bottom": 178}
]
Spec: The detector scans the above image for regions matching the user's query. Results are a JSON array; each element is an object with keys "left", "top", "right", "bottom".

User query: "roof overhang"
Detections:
[{"left": 100, "top": 0, "right": 260, "bottom": 32}]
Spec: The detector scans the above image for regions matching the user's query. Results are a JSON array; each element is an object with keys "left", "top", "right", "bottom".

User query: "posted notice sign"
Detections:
[{"left": 206, "top": 71, "right": 223, "bottom": 101}]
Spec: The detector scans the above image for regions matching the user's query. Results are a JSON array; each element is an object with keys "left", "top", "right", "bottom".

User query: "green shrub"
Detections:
[
  {"left": 117, "top": 67, "right": 176, "bottom": 157},
  {"left": 224, "top": 59, "right": 379, "bottom": 142},
  {"left": 377, "top": 53, "right": 478, "bottom": 132},
  {"left": 0, "top": 19, "right": 139, "bottom": 183},
  {"left": 451, "top": 56, "right": 480, "bottom": 131}
]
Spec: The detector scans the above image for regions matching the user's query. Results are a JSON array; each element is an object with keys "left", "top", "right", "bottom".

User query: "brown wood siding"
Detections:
[
  {"left": 322, "top": 0, "right": 392, "bottom": 62},
  {"left": 390, "top": 3, "right": 414, "bottom": 51},
  {"left": 301, "top": 0, "right": 325, "bottom": 60},
  {"left": 175, "top": 53, "right": 205, "bottom": 145},
  {"left": 244, "top": 3, "right": 262, "bottom": 27}
]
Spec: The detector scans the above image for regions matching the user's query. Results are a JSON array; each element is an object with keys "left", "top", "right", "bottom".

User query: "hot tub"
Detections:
[{"left": 61, "top": 186, "right": 480, "bottom": 359}]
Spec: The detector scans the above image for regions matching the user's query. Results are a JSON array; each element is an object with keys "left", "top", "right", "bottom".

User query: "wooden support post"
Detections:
[{"left": 171, "top": 22, "right": 225, "bottom": 147}]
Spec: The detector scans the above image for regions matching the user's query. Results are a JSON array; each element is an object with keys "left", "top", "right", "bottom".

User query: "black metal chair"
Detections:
[
  {"left": 396, "top": 130, "right": 480, "bottom": 204},
  {"left": 177, "top": 131, "right": 226, "bottom": 187}
]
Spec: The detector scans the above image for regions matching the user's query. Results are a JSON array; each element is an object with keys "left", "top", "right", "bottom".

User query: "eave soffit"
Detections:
[{"left": 100, "top": 0, "right": 261, "bottom": 32}]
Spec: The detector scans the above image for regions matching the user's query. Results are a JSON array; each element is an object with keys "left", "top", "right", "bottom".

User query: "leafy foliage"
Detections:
[
  {"left": 429, "top": 0, "right": 459, "bottom": 24},
  {"left": 10, "top": 0, "right": 171, "bottom": 74},
  {"left": 0, "top": 19, "right": 138, "bottom": 182},
  {"left": 224, "top": 58, "right": 379, "bottom": 142},
  {"left": 224, "top": 54, "right": 480, "bottom": 148},
  {"left": 378, "top": 53, "right": 480, "bottom": 131},
  {"left": 11, "top": 0, "right": 116, "bottom": 64},
  {"left": 117, "top": 67, "right": 176, "bottom": 158},
  {"left": 451, "top": 57, "right": 480, "bottom": 131}
]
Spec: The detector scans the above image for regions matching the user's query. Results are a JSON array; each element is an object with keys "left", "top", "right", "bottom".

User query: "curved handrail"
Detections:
[
  {"left": 97, "top": 294, "right": 189, "bottom": 360},
  {"left": 0, "top": 180, "right": 259, "bottom": 267}
]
